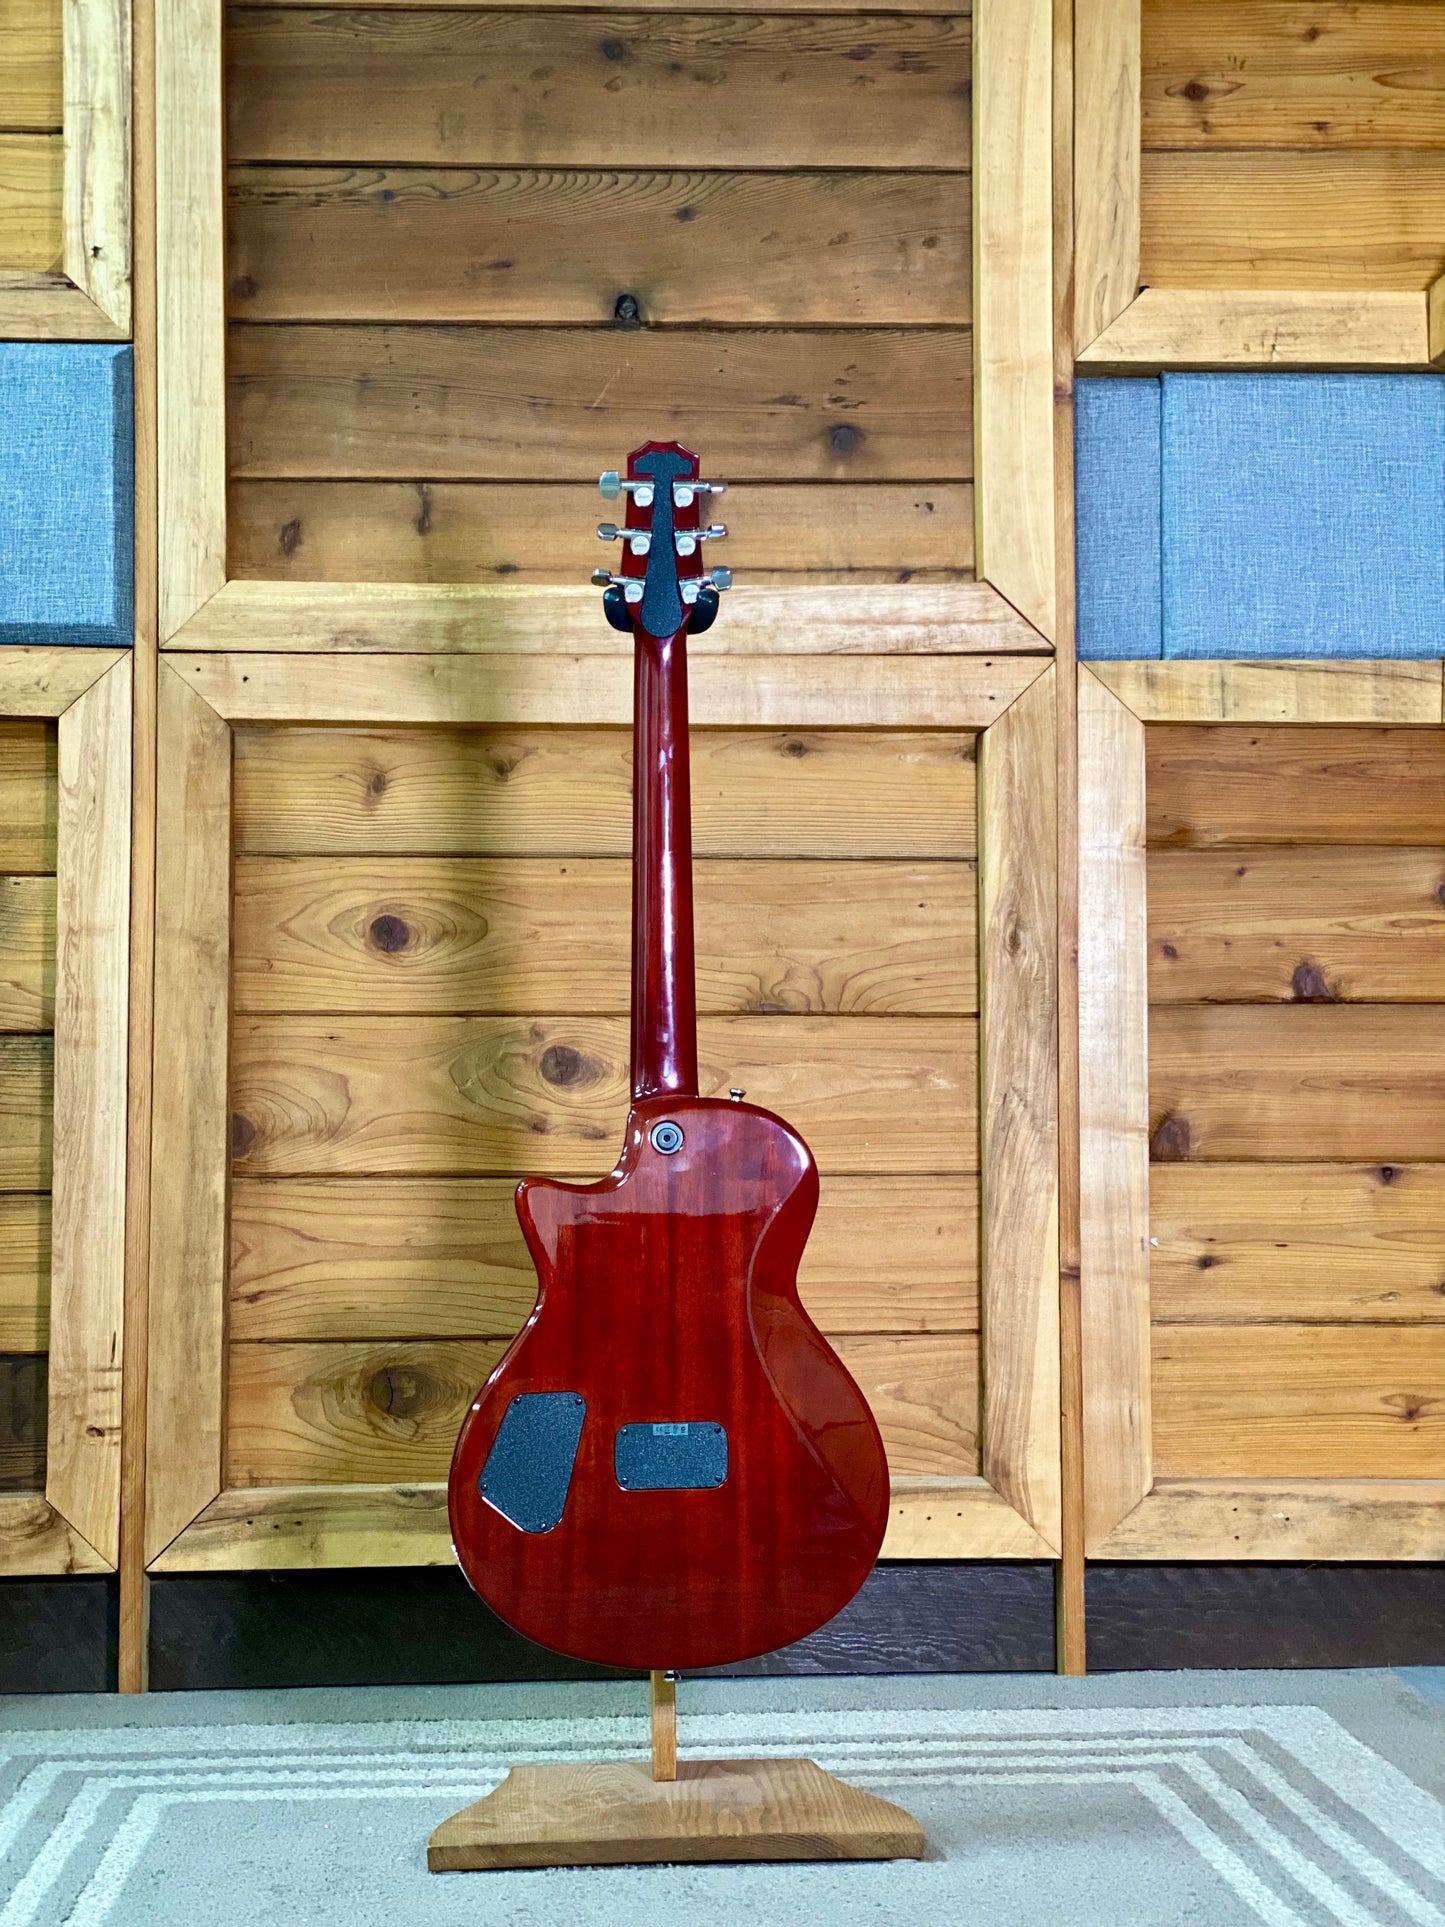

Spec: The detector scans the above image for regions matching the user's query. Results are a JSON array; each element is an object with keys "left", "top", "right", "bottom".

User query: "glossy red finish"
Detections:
[
  {"left": 448, "top": 1094, "right": 890, "bottom": 1669},
  {"left": 447, "top": 439, "right": 890, "bottom": 1670}
]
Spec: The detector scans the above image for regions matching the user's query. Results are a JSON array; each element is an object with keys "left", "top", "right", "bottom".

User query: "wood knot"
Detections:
[
  {"left": 230, "top": 1113, "right": 258, "bottom": 1159},
  {"left": 367, "top": 1365, "right": 439, "bottom": 1420},
  {"left": 1378, "top": 1164, "right": 1400, "bottom": 1185},
  {"left": 229, "top": 274, "right": 258, "bottom": 301},
  {"left": 1290, "top": 960, "right": 1340, "bottom": 1002},
  {"left": 540, "top": 1043, "right": 598, "bottom": 1087},
  {"left": 828, "top": 423, "right": 864, "bottom": 456},
  {"left": 1150, "top": 1113, "right": 1193, "bottom": 1162},
  {"left": 599, "top": 36, "right": 629, "bottom": 60},
  {"left": 368, "top": 913, "right": 411, "bottom": 954},
  {"left": 1196, "top": 1254, "right": 1218, "bottom": 1270},
  {"left": 780, "top": 736, "right": 813, "bottom": 759},
  {"left": 365, "top": 768, "right": 389, "bottom": 799},
  {"left": 1161, "top": 942, "right": 1178, "bottom": 960},
  {"left": 278, "top": 518, "right": 302, "bottom": 558},
  {"left": 613, "top": 292, "right": 643, "bottom": 328},
  {"left": 1181, "top": 79, "right": 1209, "bottom": 102}
]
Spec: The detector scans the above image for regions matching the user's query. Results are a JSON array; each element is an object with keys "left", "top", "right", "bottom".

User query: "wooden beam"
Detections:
[
  {"left": 0, "top": 646, "right": 126, "bottom": 718},
  {"left": 156, "top": 0, "right": 225, "bottom": 636},
  {"left": 1079, "top": 288, "right": 1431, "bottom": 370},
  {"left": 62, "top": 0, "right": 131, "bottom": 331},
  {"left": 169, "top": 652, "right": 1050, "bottom": 729},
  {"left": 1092, "top": 659, "right": 1442, "bottom": 725},
  {"left": 978, "top": 666, "right": 1060, "bottom": 1551},
  {"left": 168, "top": 580, "right": 1049, "bottom": 657},
  {"left": 152, "top": 1474, "right": 1057, "bottom": 1572},
  {"left": 1073, "top": 0, "right": 1139, "bottom": 351},
  {"left": 0, "top": 133, "right": 62, "bottom": 270},
  {"left": 1097, "top": 1479, "right": 1445, "bottom": 1562},
  {"left": 973, "top": 0, "right": 1056, "bottom": 636},
  {"left": 1076, "top": 667, "right": 1150, "bottom": 1553},
  {"left": 45, "top": 658, "right": 130, "bottom": 1567},
  {"left": 145, "top": 666, "right": 231, "bottom": 1562}
]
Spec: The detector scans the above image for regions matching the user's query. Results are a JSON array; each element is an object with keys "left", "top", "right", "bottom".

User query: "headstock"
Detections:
[{"left": 590, "top": 441, "right": 731, "bottom": 639}]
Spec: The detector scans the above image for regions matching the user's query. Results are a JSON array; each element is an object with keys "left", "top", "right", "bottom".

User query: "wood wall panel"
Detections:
[
  {"left": 232, "top": 727, "right": 978, "bottom": 860},
  {"left": 227, "top": 483, "right": 977, "bottom": 586},
  {"left": 227, "top": 325, "right": 973, "bottom": 483},
  {"left": 231, "top": 856, "right": 977, "bottom": 1016},
  {"left": 227, "top": 168, "right": 970, "bottom": 326},
  {"left": 226, "top": 11, "right": 972, "bottom": 169},
  {"left": 1140, "top": 149, "right": 1445, "bottom": 291},
  {"left": 0, "top": 133, "right": 62, "bottom": 271},
  {"left": 1146, "top": 728, "right": 1445, "bottom": 849},
  {"left": 0, "top": 876, "right": 54, "bottom": 1030},
  {"left": 1150, "top": 1004, "right": 1445, "bottom": 1163},
  {"left": 229, "top": 1014, "right": 979, "bottom": 1178},
  {"left": 1150, "top": 1163, "right": 1445, "bottom": 1325},
  {"left": 0, "top": 723, "right": 57, "bottom": 873},
  {"left": 230, "top": 1173, "right": 980, "bottom": 1341},
  {"left": 1153, "top": 1325, "right": 1445, "bottom": 1479},
  {"left": 0, "top": 0, "right": 62, "bottom": 131},
  {"left": 1147, "top": 848, "right": 1445, "bottom": 1003},
  {"left": 1143, "top": 0, "right": 1445, "bottom": 151},
  {"left": 0, "top": 1355, "right": 45, "bottom": 1491},
  {"left": 0, "top": 1196, "right": 48, "bottom": 1353},
  {"left": 224, "top": 1333, "right": 979, "bottom": 1484},
  {"left": 0, "top": 1037, "right": 51, "bottom": 1190}
]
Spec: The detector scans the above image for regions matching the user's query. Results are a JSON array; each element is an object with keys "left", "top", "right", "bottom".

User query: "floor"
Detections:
[{"left": 2, "top": 1670, "right": 1442, "bottom": 1926}]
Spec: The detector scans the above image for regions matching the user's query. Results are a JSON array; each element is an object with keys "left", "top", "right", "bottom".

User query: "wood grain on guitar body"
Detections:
[{"left": 447, "top": 442, "right": 890, "bottom": 1671}]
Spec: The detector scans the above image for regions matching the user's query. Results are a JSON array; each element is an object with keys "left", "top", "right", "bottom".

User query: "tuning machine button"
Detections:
[
  {"left": 591, "top": 568, "right": 643, "bottom": 604},
  {"left": 674, "top": 523, "right": 726, "bottom": 557},
  {"left": 673, "top": 479, "right": 728, "bottom": 508},
  {"left": 599, "top": 471, "right": 654, "bottom": 508},
  {"left": 598, "top": 521, "right": 650, "bottom": 556},
  {"left": 708, "top": 567, "right": 733, "bottom": 592}
]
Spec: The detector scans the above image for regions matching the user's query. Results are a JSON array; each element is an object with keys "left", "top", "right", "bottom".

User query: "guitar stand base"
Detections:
[{"left": 427, "top": 1757, "right": 926, "bottom": 1871}]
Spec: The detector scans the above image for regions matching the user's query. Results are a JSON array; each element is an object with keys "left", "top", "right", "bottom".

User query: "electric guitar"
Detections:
[{"left": 447, "top": 442, "right": 890, "bottom": 1670}]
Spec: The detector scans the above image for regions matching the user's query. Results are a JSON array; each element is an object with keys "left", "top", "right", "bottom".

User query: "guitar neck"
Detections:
[{"left": 630, "top": 624, "right": 699, "bottom": 1100}]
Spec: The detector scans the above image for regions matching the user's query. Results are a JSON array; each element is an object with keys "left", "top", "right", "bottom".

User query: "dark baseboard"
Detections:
[
  {"left": 7, "top": 1562, "right": 1443, "bottom": 1695},
  {"left": 0, "top": 1577, "right": 117, "bottom": 1693},
  {"left": 147, "top": 1562, "right": 1056, "bottom": 1691},
  {"left": 1087, "top": 1563, "right": 1445, "bottom": 1671}
]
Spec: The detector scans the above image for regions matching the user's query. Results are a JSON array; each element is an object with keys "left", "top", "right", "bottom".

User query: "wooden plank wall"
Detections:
[
  {"left": 0, "top": 0, "right": 63, "bottom": 270},
  {"left": 1145, "top": 725, "right": 1445, "bottom": 1481},
  {"left": 225, "top": 721, "right": 982, "bottom": 1491},
  {"left": 223, "top": 0, "right": 975, "bottom": 584},
  {"left": 1140, "top": 0, "right": 1445, "bottom": 290},
  {"left": 0, "top": 719, "right": 56, "bottom": 1494}
]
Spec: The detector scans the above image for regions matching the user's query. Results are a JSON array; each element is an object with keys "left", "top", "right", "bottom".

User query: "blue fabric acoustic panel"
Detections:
[
  {"left": 0, "top": 344, "right": 133, "bottom": 646},
  {"left": 1161, "top": 372, "right": 1445, "bottom": 659},
  {"left": 1074, "top": 378, "right": 1163, "bottom": 660}
]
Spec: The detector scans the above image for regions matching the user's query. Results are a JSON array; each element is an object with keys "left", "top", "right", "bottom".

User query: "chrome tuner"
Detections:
[
  {"left": 592, "top": 569, "right": 643, "bottom": 603},
  {"left": 729, "top": 1087, "right": 746, "bottom": 1102},
  {"left": 599, "top": 471, "right": 654, "bottom": 508},
  {"left": 674, "top": 523, "right": 727, "bottom": 557},
  {"left": 673, "top": 479, "right": 728, "bottom": 508},
  {"left": 599, "top": 521, "right": 650, "bottom": 555},
  {"left": 708, "top": 566, "right": 734, "bottom": 591}
]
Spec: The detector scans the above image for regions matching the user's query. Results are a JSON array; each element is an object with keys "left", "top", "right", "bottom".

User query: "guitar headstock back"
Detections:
[{"left": 592, "top": 441, "right": 730, "bottom": 639}]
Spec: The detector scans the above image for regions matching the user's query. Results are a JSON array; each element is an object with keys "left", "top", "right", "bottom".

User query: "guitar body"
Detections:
[{"left": 449, "top": 1093, "right": 889, "bottom": 1670}]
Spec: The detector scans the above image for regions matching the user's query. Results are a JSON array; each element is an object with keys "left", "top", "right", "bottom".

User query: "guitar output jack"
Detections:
[{"left": 649, "top": 1121, "right": 684, "bottom": 1155}]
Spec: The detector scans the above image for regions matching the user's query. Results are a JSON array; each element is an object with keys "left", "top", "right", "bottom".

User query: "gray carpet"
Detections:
[{"left": 2, "top": 1671, "right": 1443, "bottom": 1926}]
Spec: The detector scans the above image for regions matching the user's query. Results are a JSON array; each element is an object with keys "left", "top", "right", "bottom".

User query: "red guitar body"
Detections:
[{"left": 448, "top": 441, "right": 889, "bottom": 1670}]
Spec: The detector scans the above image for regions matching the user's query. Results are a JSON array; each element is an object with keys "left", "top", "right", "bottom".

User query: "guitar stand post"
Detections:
[{"left": 427, "top": 1669, "right": 925, "bottom": 1871}]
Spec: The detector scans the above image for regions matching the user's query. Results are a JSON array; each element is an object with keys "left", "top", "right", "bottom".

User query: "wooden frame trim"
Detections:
[
  {"left": 146, "top": 651, "right": 1059, "bottom": 1570},
  {"left": 1429, "top": 273, "right": 1445, "bottom": 369},
  {"left": 1090, "top": 659, "right": 1444, "bottom": 726},
  {"left": 1071, "top": 5, "right": 1437, "bottom": 369},
  {"left": 0, "top": 648, "right": 131, "bottom": 1577},
  {"left": 0, "top": 0, "right": 131, "bottom": 339},
  {"left": 1079, "top": 659, "right": 1445, "bottom": 1562},
  {"left": 167, "top": 652, "right": 1051, "bottom": 730},
  {"left": 156, "top": 0, "right": 1057, "bottom": 655},
  {"left": 1077, "top": 667, "right": 1148, "bottom": 1551}
]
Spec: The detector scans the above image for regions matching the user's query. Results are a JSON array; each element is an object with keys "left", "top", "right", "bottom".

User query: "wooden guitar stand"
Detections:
[{"left": 428, "top": 1671, "right": 926, "bottom": 1871}]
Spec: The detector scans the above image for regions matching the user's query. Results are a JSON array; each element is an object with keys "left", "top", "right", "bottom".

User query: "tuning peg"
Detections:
[
  {"left": 600, "top": 471, "right": 654, "bottom": 508},
  {"left": 674, "top": 524, "right": 726, "bottom": 557},
  {"left": 592, "top": 568, "right": 643, "bottom": 603},
  {"left": 708, "top": 566, "right": 733, "bottom": 591},
  {"left": 673, "top": 480, "right": 727, "bottom": 508},
  {"left": 598, "top": 521, "right": 650, "bottom": 556}
]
